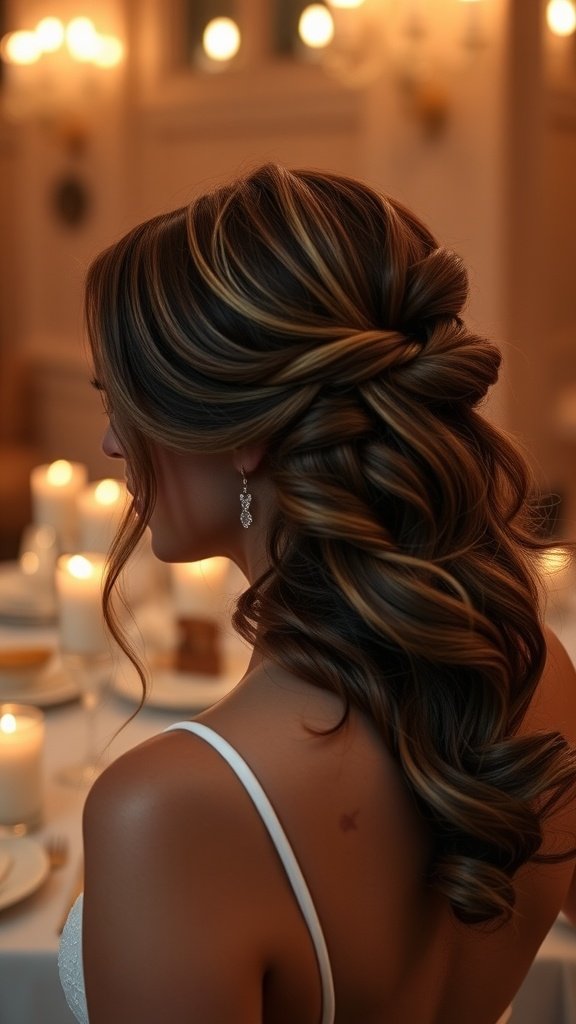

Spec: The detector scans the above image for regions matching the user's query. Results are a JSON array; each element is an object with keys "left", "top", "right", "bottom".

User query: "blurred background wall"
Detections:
[{"left": 0, "top": 0, "right": 575, "bottom": 553}]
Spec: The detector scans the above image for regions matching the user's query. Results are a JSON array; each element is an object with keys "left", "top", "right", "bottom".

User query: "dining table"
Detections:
[{"left": 0, "top": 578, "right": 575, "bottom": 1024}]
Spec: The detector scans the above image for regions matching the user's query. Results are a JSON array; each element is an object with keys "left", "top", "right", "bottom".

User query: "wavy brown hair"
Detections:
[{"left": 86, "top": 162, "right": 576, "bottom": 928}]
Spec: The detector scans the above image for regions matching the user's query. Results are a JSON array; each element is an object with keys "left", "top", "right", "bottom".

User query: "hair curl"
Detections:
[{"left": 86, "top": 162, "right": 576, "bottom": 928}]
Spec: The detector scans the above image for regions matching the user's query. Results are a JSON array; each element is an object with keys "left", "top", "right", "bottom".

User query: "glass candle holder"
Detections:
[{"left": 0, "top": 704, "right": 44, "bottom": 834}]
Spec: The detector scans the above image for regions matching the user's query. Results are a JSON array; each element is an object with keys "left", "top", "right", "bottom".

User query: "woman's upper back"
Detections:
[{"left": 81, "top": 625, "right": 576, "bottom": 1024}]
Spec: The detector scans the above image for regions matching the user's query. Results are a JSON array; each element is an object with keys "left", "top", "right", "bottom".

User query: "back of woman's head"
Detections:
[
  {"left": 87, "top": 163, "right": 496, "bottom": 457},
  {"left": 86, "top": 163, "right": 576, "bottom": 930}
]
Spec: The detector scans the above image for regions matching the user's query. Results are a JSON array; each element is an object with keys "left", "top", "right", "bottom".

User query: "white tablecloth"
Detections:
[
  {"left": 0, "top": 672, "right": 185, "bottom": 1024},
  {"left": 0, "top": 605, "right": 575, "bottom": 1024}
]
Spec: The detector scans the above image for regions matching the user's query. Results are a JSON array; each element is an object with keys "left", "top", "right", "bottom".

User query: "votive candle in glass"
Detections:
[{"left": 0, "top": 704, "right": 44, "bottom": 833}]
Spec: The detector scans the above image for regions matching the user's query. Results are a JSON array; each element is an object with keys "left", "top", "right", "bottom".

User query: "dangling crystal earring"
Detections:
[{"left": 239, "top": 466, "right": 253, "bottom": 529}]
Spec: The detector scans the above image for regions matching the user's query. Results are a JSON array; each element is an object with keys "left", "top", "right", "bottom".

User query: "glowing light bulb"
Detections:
[
  {"left": 35, "top": 16, "right": 65, "bottom": 52},
  {"left": 1, "top": 30, "right": 41, "bottom": 65},
  {"left": 299, "top": 5, "right": 335, "bottom": 49},
  {"left": 67, "top": 555, "right": 94, "bottom": 581},
  {"left": 202, "top": 17, "right": 241, "bottom": 62},
  {"left": 546, "top": 0, "right": 576, "bottom": 35},
  {"left": 46, "top": 460, "right": 74, "bottom": 487},
  {"left": 66, "top": 17, "right": 100, "bottom": 61},
  {"left": 0, "top": 713, "right": 17, "bottom": 734},
  {"left": 93, "top": 34, "right": 124, "bottom": 67},
  {"left": 94, "top": 479, "right": 121, "bottom": 505},
  {"left": 328, "top": 0, "right": 365, "bottom": 8}
]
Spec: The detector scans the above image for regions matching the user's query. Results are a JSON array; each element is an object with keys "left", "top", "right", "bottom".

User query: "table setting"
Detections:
[{"left": 0, "top": 458, "right": 575, "bottom": 1023}]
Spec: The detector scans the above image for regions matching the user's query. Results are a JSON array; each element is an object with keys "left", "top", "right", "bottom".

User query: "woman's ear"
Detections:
[{"left": 233, "top": 443, "right": 268, "bottom": 476}]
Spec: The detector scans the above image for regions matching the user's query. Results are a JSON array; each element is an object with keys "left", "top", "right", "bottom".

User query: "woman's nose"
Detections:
[{"left": 102, "top": 423, "right": 124, "bottom": 460}]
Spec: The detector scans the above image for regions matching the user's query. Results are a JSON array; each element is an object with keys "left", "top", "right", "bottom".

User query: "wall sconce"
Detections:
[
  {"left": 0, "top": 16, "right": 125, "bottom": 138},
  {"left": 293, "top": 0, "right": 488, "bottom": 137},
  {"left": 0, "top": 16, "right": 125, "bottom": 228}
]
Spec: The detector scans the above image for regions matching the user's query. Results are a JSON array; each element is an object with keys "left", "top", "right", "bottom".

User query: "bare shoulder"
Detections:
[
  {"left": 82, "top": 729, "right": 270, "bottom": 1024},
  {"left": 84, "top": 726, "right": 233, "bottom": 833},
  {"left": 82, "top": 723, "right": 267, "bottom": 914}
]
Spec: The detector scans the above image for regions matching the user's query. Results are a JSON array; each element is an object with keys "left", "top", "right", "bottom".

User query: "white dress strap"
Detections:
[{"left": 164, "top": 720, "right": 336, "bottom": 1024}]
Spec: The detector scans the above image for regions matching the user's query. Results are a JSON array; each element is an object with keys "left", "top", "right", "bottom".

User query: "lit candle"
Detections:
[
  {"left": 0, "top": 704, "right": 44, "bottom": 831},
  {"left": 56, "top": 553, "right": 108, "bottom": 654},
  {"left": 170, "top": 558, "right": 230, "bottom": 620},
  {"left": 78, "top": 478, "right": 126, "bottom": 553},
  {"left": 30, "top": 460, "right": 87, "bottom": 551}
]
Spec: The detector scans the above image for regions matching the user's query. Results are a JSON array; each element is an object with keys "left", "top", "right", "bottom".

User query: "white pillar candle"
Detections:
[
  {"left": 0, "top": 704, "right": 44, "bottom": 830},
  {"left": 56, "top": 553, "right": 108, "bottom": 654},
  {"left": 171, "top": 558, "right": 230, "bottom": 619},
  {"left": 30, "top": 460, "right": 87, "bottom": 552},
  {"left": 78, "top": 478, "right": 127, "bottom": 553}
]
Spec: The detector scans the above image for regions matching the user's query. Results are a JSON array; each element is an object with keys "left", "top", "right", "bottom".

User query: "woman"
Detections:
[{"left": 59, "top": 164, "right": 576, "bottom": 1023}]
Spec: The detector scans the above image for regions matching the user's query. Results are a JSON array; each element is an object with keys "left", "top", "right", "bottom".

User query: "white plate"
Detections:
[
  {"left": 0, "top": 563, "right": 57, "bottom": 624},
  {"left": 0, "top": 655, "right": 80, "bottom": 707},
  {"left": 112, "top": 647, "right": 250, "bottom": 712},
  {"left": 0, "top": 837, "right": 49, "bottom": 912}
]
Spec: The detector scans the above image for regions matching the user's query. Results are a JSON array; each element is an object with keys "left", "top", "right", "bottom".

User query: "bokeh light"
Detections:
[
  {"left": 202, "top": 17, "right": 241, "bottom": 62},
  {"left": 299, "top": 4, "right": 335, "bottom": 49}
]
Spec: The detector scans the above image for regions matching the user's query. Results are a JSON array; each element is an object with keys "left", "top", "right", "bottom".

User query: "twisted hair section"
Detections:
[{"left": 85, "top": 162, "right": 576, "bottom": 927}]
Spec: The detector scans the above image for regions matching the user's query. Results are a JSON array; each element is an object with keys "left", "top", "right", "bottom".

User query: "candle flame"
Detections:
[
  {"left": 0, "top": 713, "right": 17, "bottom": 734},
  {"left": 94, "top": 478, "right": 121, "bottom": 506},
  {"left": 47, "top": 459, "right": 73, "bottom": 486},
  {"left": 67, "top": 555, "right": 95, "bottom": 580}
]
